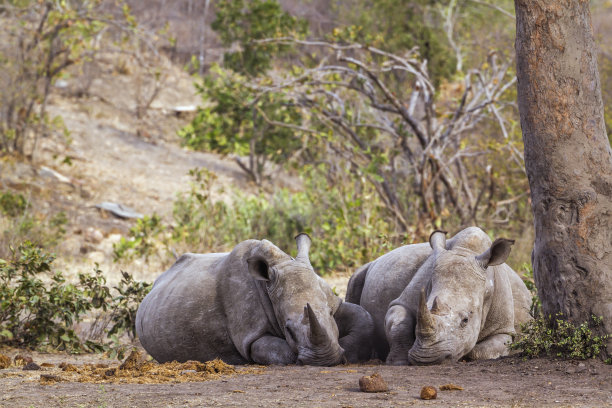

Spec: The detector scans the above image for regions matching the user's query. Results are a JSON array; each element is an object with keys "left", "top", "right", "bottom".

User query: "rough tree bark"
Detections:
[{"left": 515, "top": 0, "right": 612, "bottom": 356}]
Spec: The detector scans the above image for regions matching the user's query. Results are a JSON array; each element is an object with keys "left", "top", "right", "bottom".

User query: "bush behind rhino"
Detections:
[
  {"left": 115, "top": 167, "right": 403, "bottom": 274},
  {"left": 511, "top": 314, "right": 609, "bottom": 361}
]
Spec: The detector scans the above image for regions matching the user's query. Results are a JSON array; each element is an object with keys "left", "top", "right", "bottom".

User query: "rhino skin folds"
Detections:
[
  {"left": 136, "top": 234, "right": 374, "bottom": 366},
  {"left": 346, "top": 226, "right": 532, "bottom": 365}
]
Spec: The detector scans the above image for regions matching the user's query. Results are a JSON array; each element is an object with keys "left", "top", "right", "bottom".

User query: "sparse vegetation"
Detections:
[
  {"left": 114, "top": 167, "right": 400, "bottom": 274},
  {"left": 511, "top": 314, "right": 609, "bottom": 361},
  {"left": 0, "top": 190, "right": 67, "bottom": 260},
  {"left": 0, "top": 242, "right": 151, "bottom": 355}
]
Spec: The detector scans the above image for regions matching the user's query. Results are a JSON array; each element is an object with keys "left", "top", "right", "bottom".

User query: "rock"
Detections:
[
  {"left": 23, "top": 362, "right": 41, "bottom": 371},
  {"left": 84, "top": 227, "right": 104, "bottom": 243},
  {"left": 420, "top": 386, "right": 437, "bottom": 400},
  {"left": 359, "top": 372, "right": 389, "bottom": 393},
  {"left": 39, "top": 166, "right": 73, "bottom": 184},
  {"left": 0, "top": 354, "right": 11, "bottom": 369},
  {"left": 95, "top": 202, "right": 143, "bottom": 219}
]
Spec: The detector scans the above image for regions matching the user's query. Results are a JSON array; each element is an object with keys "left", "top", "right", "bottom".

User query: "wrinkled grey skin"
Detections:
[
  {"left": 346, "top": 227, "right": 532, "bottom": 365},
  {"left": 136, "top": 234, "right": 374, "bottom": 366}
]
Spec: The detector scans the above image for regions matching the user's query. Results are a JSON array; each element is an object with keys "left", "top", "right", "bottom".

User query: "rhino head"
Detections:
[
  {"left": 247, "top": 233, "right": 346, "bottom": 366},
  {"left": 387, "top": 230, "right": 514, "bottom": 365}
]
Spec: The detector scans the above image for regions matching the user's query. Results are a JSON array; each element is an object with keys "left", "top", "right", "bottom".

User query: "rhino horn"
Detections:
[
  {"left": 305, "top": 303, "right": 328, "bottom": 345},
  {"left": 416, "top": 289, "right": 436, "bottom": 337},
  {"left": 295, "top": 233, "right": 312, "bottom": 265}
]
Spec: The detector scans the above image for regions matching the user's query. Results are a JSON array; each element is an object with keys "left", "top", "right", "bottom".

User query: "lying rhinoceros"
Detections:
[
  {"left": 346, "top": 227, "right": 532, "bottom": 365},
  {"left": 136, "top": 234, "right": 374, "bottom": 366}
]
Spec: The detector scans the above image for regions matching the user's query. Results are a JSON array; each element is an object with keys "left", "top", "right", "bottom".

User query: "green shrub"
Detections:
[
  {"left": 0, "top": 191, "right": 27, "bottom": 217},
  {"left": 169, "top": 167, "right": 406, "bottom": 274},
  {"left": 0, "top": 242, "right": 151, "bottom": 353},
  {"left": 106, "top": 271, "right": 152, "bottom": 339},
  {"left": 0, "top": 242, "right": 92, "bottom": 351},
  {"left": 211, "top": 0, "right": 308, "bottom": 77},
  {"left": 113, "top": 215, "right": 164, "bottom": 262},
  {"left": 511, "top": 313, "right": 608, "bottom": 360}
]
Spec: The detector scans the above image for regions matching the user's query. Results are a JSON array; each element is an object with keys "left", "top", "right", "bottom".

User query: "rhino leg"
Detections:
[
  {"left": 464, "top": 333, "right": 512, "bottom": 361},
  {"left": 250, "top": 335, "right": 297, "bottom": 365},
  {"left": 385, "top": 304, "right": 416, "bottom": 365},
  {"left": 334, "top": 301, "right": 374, "bottom": 363}
]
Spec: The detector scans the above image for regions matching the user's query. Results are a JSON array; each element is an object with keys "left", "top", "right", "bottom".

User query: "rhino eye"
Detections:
[{"left": 460, "top": 317, "right": 469, "bottom": 328}]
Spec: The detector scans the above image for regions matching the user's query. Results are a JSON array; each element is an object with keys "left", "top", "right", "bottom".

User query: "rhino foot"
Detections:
[{"left": 464, "top": 333, "right": 512, "bottom": 361}]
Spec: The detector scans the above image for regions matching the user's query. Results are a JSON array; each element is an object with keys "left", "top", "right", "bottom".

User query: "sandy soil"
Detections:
[{"left": 0, "top": 349, "right": 610, "bottom": 407}]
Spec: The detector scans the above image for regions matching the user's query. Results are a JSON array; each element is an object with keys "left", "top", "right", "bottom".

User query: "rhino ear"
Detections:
[
  {"left": 475, "top": 238, "right": 515, "bottom": 269},
  {"left": 247, "top": 256, "right": 271, "bottom": 281},
  {"left": 429, "top": 230, "right": 447, "bottom": 251}
]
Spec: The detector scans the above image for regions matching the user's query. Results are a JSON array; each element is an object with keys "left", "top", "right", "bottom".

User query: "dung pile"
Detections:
[
  {"left": 0, "top": 354, "right": 11, "bottom": 369},
  {"left": 39, "top": 352, "right": 263, "bottom": 385}
]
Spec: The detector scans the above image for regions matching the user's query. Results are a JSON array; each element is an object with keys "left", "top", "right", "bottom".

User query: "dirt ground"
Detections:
[{"left": 0, "top": 348, "right": 610, "bottom": 408}]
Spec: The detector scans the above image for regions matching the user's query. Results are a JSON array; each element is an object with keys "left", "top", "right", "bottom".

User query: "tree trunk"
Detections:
[{"left": 515, "top": 0, "right": 612, "bottom": 357}]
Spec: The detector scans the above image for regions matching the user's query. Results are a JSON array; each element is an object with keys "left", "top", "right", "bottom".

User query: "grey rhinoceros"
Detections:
[
  {"left": 136, "top": 233, "right": 374, "bottom": 366},
  {"left": 346, "top": 227, "right": 532, "bottom": 365}
]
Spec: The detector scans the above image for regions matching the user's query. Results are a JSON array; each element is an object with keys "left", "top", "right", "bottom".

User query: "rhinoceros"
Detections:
[
  {"left": 136, "top": 234, "right": 374, "bottom": 366},
  {"left": 346, "top": 227, "right": 532, "bottom": 365}
]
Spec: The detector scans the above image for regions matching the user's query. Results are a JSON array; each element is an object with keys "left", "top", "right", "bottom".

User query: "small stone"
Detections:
[
  {"left": 180, "top": 369, "right": 197, "bottom": 375},
  {"left": 23, "top": 362, "right": 41, "bottom": 371},
  {"left": 84, "top": 227, "right": 104, "bottom": 243},
  {"left": 420, "top": 386, "right": 437, "bottom": 400},
  {"left": 0, "top": 354, "right": 11, "bottom": 369},
  {"left": 105, "top": 368, "right": 116, "bottom": 377},
  {"left": 359, "top": 372, "right": 389, "bottom": 393}
]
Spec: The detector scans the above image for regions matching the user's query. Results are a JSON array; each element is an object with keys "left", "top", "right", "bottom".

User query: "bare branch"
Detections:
[{"left": 467, "top": 0, "right": 516, "bottom": 20}]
